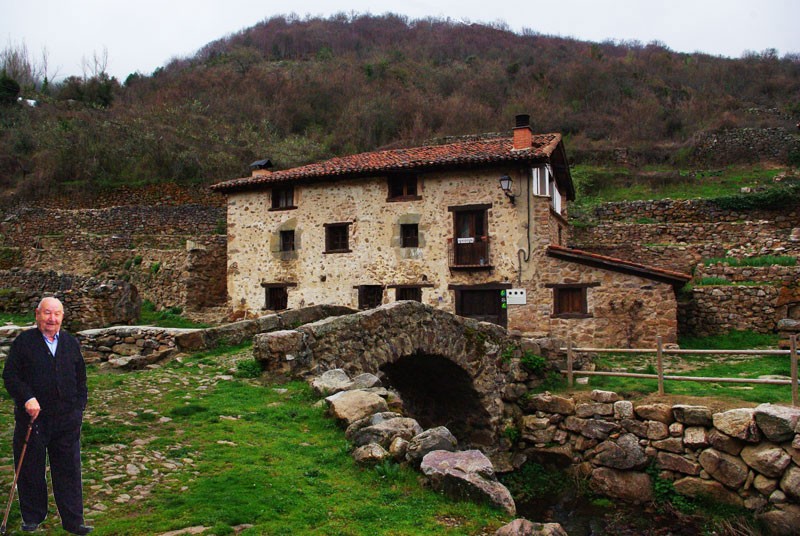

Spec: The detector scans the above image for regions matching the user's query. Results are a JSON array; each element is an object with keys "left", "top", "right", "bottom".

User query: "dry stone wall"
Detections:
[
  {"left": 506, "top": 389, "right": 800, "bottom": 531},
  {"left": 680, "top": 285, "right": 782, "bottom": 337},
  {"left": 0, "top": 269, "right": 140, "bottom": 330},
  {"left": 0, "top": 204, "right": 227, "bottom": 312}
]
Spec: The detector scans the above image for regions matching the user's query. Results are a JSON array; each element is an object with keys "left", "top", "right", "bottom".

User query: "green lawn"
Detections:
[{"left": 0, "top": 345, "right": 508, "bottom": 535}]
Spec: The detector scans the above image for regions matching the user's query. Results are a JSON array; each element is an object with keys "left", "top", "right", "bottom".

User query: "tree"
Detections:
[{"left": 0, "top": 69, "right": 20, "bottom": 105}]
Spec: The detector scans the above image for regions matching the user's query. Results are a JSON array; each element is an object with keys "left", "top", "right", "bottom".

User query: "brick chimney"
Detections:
[{"left": 512, "top": 114, "right": 532, "bottom": 150}]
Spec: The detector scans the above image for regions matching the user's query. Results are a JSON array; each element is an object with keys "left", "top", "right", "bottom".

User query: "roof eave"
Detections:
[{"left": 546, "top": 245, "right": 691, "bottom": 286}]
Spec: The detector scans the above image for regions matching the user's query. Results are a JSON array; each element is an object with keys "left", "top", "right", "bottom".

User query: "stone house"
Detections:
[{"left": 211, "top": 115, "right": 690, "bottom": 347}]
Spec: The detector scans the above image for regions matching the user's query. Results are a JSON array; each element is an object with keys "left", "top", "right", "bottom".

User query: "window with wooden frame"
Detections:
[
  {"left": 395, "top": 287, "right": 422, "bottom": 302},
  {"left": 271, "top": 185, "right": 295, "bottom": 210},
  {"left": 358, "top": 285, "right": 384, "bottom": 309},
  {"left": 387, "top": 174, "right": 420, "bottom": 201},
  {"left": 547, "top": 283, "right": 597, "bottom": 318},
  {"left": 279, "top": 230, "right": 295, "bottom": 252},
  {"left": 261, "top": 283, "right": 296, "bottom": 311},
  {"left": 324, "top": 222, "right": 351, "bottom": 253},
  {"left": 400, "top": 223, "right": 419, "bottom": 248}
]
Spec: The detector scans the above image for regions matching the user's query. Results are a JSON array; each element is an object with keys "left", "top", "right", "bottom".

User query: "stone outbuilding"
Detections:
[{"left": 212, "top": 115, "right": 689, "bottom": 348}]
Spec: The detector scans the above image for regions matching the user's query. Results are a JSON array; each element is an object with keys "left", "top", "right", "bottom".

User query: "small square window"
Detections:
[
  {"left": 400, "top": 224, "right": 419, "bottom": 248},
  {"left": 358, "top": 285, "right": 383, "bottom": 309},
  {"left": 325, "top": 223, "right": 350, "bottom": 252},
  {"left": 553, "top": 287, "right": 588, "bottom": 317},
  {"left": 280, "top": 230, "right": 295, "bottom": 252},
  {"left": 388, "top": 175, "right": 419, "bottom": 200},
  {"left": 396, "top": 287, "right": 422, "bottom": 302},
  {"left": 271, "top": 186, "right": 294, "bottom": 209},
  {"left": 266, "top": 287, "right": 288, "bottom": 310}
]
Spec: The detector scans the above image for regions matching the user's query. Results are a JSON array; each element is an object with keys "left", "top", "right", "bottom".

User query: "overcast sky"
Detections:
[{"left": 3, "top": 0, "right": 799, "bottom": 81}]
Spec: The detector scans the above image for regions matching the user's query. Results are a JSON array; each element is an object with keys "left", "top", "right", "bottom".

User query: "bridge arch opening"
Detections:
[{"left": 379, "top": 353, "right": 494, "bottom": 448}]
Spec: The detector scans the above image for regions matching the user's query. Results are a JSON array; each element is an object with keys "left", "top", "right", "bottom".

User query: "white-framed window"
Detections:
[
  {"left": 551, "top": 180, "right": 562, "bottom": 214},
  {"left": 532, "top": 166, "right": 549, "bottom": 196}
]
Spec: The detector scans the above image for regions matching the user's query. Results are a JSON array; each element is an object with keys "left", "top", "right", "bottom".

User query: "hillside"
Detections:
[{"left": 1, "top": 13, "right": 799, "bottom": 207}]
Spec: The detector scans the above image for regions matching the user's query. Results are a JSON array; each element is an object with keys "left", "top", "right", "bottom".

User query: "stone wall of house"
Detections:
[
  {"left": 503, "top": 389, "right": 800, "bottom": 530},
  {"left": 0, "top": 270, "right": 140, "bottom": 330},
  {"left": 0, "top": 205, "right": 227, "bottom": 312},
  {"left": 511, "top": 253, "right": 681, "bottom": 348},
  {"left": 225, "top": 168, "right": 530, "bottom": 316},
  {"left": 227, "top": 168, "right": 680, "bottom": 348}
]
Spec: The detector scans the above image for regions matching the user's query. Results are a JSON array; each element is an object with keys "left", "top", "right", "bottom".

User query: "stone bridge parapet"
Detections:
[{"left": 254, "top": 301, "right": 560, "bottom": 448}]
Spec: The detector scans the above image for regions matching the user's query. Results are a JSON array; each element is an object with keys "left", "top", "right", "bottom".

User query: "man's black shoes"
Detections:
[
  {"left": 21, "top": 521, "right": 39, "bottom": 532},
  {"left": 65, "top": 525, "right": 94, "bottom": 535}
]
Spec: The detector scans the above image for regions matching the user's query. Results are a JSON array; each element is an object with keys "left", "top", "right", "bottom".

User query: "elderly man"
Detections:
[{"left": 3, "top": 297, "right": 92, "bottom": 535}]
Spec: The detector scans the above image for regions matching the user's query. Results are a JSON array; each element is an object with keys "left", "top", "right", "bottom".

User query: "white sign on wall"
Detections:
[{"left": 506, "top": 289, "right": 527, "bottom": 305}]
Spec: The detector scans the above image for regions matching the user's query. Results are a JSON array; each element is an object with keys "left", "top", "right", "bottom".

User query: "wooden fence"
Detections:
[{"left": 562, "top": 335, "right": 799, "bottom": 406}]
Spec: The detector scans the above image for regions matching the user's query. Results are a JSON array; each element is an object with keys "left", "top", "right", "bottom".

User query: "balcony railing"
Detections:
[{"left": 448, "top": 236, "right": 492, "bottom": 269}]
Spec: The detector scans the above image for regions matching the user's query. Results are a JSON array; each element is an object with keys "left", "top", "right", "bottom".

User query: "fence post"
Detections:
[
  {"left": 567, "top": 339, "right": 574, "bottom": 388},
  {"left": 791, "top": 335, "right": 798, "bottom": 408},
  {"left": 657, "top": 336, "right": 664, "bottom": 395}
]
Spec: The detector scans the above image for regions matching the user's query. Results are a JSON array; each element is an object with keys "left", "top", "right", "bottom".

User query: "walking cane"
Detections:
[{"left": 1, "top": 416, "right": 35, "bottom": 535}]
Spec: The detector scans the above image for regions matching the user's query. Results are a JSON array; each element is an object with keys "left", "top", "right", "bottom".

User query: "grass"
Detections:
[
  {"left": 0, "top": 345, "right": 508, "bottom": 535},
  {"left": 564, "top": 331, "right": 788, "bottom": 405},
  {"left": 138, "top": 299, "right": 210, "bottom": 329},
  {"left": 702, "top": 255, "right": 797, "bottom": 267},
  {"left": 0, "top": 312, "right": 34, "bottom": 325},
  {"left": 570, "top": 164, "right": 788, "bottom": 210}
]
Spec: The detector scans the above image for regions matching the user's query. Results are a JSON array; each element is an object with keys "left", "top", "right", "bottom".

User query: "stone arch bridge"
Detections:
[{"left": 254, "top": 301, "right": 554, "bottom": 448}]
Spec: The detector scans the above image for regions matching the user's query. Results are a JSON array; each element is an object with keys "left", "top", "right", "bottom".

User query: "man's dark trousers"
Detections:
[{"left": 14, "top": 408, "right": 84, "bottom": 529}]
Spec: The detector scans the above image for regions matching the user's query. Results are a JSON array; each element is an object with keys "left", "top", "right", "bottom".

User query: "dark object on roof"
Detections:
[{"left": 250, "top": 159, "right": 274, "bottom": 170}]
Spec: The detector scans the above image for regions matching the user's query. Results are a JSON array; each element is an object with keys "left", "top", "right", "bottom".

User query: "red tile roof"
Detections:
[
  {"left": 211, "top": 133, "right": 562, "bottom": 192},
  {"left": 547, "top": 245, "right": 692, "bottom": 285}
]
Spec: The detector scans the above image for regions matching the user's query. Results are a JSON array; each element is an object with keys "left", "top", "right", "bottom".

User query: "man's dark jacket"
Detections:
[{"left": 3, "top": 328, "right": 88, "bottom": 421}]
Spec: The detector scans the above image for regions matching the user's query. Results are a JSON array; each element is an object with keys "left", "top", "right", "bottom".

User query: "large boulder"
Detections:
[
  {"left": 673, "top": 477, "right": 743, "bottom": 506},
  {"left": 740, "top": 443, "right": 792, "bottom": 478},
  {"left": 698, "top": 448, "right": 749, "bottom": 488},
  {"left": 589, "top": 467, "right": 653, "bottom": 504},
  {"left": 349, "top": 417, "right": 424, "bottom": 448},
  {"left": 656, "top": 452, "right": 701, "bottom": 476},
  {"left": 405, "top": 427, "right": 458, "bottom": 465},
  {"left": 311, "top": 369, "right": 353, "bottom": 395},
  {"left": 672, "top": 405, "right": 713, "bottom": 426},
  {"left": 754, "top": 404, "right": 800, "bottom": 443},
  {"left": 524, "top": 392, "right": 575, "bottom": 415},
  {"left": 634, "top": 403, "right": 674, "bottom": 424},
  {"left": 345, "top": 412, "right": 404, "bottom": 441},
  {"left": 325, "top": 390, "right": 388, "bottom": 425},
  {"left": 593, "top": 433, "right": 648, "bottom": 470},
  {"left": 757, "top": 505, "right": 800, "bottom": 536},
  {"left": 495, "top": 519, "right": 568, "bottom": 536},
  {"left": 352, "top": 443, "right": 389, "bottom": 465},
  {"left": 713, "top": 408, "right": 761, "bottom": 443},
  {"left": 420, "top": 449, "right": 516, "bottom": 516},
  {"left": 780, "top": 465, "right": 800, "bottom": 501}
]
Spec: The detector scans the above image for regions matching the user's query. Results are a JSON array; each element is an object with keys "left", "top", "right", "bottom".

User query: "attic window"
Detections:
[
  {"left": 271, "top": 185, "right": 295, "bottom": 210},
  {"left": 387, "top": 174, "right": 421, "bottom": 201}
]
